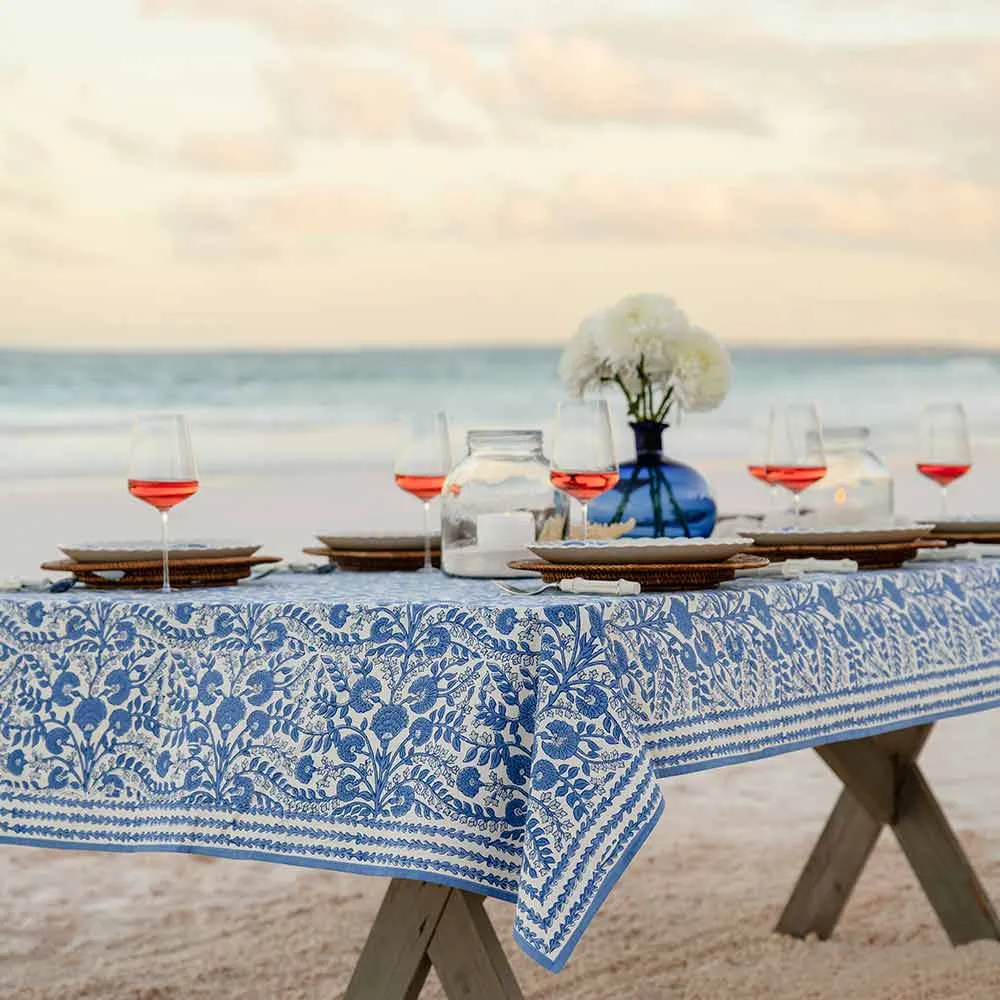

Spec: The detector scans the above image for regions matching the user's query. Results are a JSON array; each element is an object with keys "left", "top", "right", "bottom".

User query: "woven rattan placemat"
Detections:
[
  {"left": 749, "top": 537, "right": 945, "bottom": 570},
  {"left": 302, "top": 546, "right": 440, "bottom": 572},
  {"left": 40, "top": 554, "right": 281, "bottom": 590},
  {"left": 506, "top": 555, "right": 769, "bottom": 591}
]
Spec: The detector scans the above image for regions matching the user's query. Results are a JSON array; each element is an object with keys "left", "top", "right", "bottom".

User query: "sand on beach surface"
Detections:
[
  {"left": 1, "top": 714, "right": 999, "bottom": 1000},
  {"left": 1, "top": 466, "right": 1000, "bottom": 999}
]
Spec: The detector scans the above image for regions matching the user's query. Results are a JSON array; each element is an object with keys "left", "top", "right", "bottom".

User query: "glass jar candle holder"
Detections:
[
  {"left": 441, "top": 429, "right": 567, "bottom": 578},
  {"left": 807, "top": 426, "right": 894, "bottom": 524}
]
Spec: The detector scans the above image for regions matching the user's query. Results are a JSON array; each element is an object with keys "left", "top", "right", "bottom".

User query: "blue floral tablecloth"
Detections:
[{"left": 1, "top": 563, "right": 999, "bottom": 971}]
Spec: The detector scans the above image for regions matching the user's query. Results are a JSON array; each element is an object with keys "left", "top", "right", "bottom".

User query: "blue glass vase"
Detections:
[{"left": 588, "top": 421, "right": 717, "bottom": 538}]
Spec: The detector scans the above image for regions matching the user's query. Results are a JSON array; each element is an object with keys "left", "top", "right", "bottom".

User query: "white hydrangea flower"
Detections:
[
  {"left": 593, "top": 293, "right": 691, "bottom": 383},
  {"left": 558, "top": 308, "right": 611, "bottom": 397},
  {"left": 671, "top": 326, "right": 731, "bottom": 412},
  {"left": 558, "top": 292, "right": 730, "bottom": 419}
]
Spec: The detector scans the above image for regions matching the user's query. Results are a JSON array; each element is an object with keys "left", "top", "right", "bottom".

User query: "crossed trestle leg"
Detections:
[
  {"left": 777, "top": 723, "right": 1000, "bottom": 944},
  {"left": 344, "top": 878, "right": 525, "bottom": 1000}
]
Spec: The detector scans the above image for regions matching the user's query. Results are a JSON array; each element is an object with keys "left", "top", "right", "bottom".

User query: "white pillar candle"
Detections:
[{"left": 476, "top": 511, "right": 536, "bottom": 552}]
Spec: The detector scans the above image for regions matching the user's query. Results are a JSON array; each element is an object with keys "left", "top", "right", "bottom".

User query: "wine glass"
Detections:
[
  {"left": 394, "top": 411, "right": 451, "bottom": 571},
  {"left": 550, "top": 399, "right": 619, "bottom": 540},
  {"left": 917, "top": 404, "right": 972, "bottom": 517},
  {"left": 765, "top": 404, "right": 827, "bottom": 524},
  {"left": 747, "top": 414, "right": 780, "bottom": 515},
  {"left": 128, "top": 414, "right": 199, "bottom": 593}
]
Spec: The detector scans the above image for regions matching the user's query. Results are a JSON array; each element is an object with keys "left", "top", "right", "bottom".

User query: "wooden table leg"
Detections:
[
  {"left": 775, "top": 785, "right": 883, "bottom": 939},
  {"left": 777, "top": 723, "right": 1000, "bottom": 944},
  {"left": 344, "top": 879, "right": 525, "bottom": 1000}
]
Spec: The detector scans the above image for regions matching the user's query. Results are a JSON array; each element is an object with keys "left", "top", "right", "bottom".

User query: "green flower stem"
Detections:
[
  {"left": 656, "top": 464, "right": 692, "bottom": 538},
  {"left": 638, "top": 358, "right": 653, "bottom": 420},
  {"left": 635, "top": 354, "right": 649, "bottom": 420},
  {"left": 653, "top": 385, "right": 675, "bottom": 424},
  {"left": 649, "top": 463, "right": 666, "bottom": 535},
  {"left": 613, "top": 374, "right": 640, "bottom": 419},
  {"left": 606, "top": 367, "right": 678, "bottom": 424}
]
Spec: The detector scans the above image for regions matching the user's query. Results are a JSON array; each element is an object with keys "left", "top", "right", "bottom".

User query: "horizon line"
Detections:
[{"left": 0, "top": 341, "right": 997, "bottom": 356}]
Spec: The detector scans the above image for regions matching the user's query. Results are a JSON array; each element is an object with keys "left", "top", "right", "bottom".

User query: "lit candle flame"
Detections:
[{"left": 833, "top": 487, "right": 848, "bottom": 505}]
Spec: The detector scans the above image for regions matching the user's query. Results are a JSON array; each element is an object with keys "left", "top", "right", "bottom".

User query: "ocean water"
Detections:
[{"left": 1, "top": 346, "right": 998, "bottom": 481}]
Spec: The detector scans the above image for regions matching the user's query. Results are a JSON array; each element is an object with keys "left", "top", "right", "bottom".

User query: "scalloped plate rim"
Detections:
[
  {"left": 59, "top": 540, "right": 262, "bottom": 563},
  {"left": 528, "top": 536, "right": 756, "bottom": 565},
  {"left": 536, "top": 536, "right": 753, "bottom": 549},
  {"left": 746, "top": 523, "right": 935, "bottom": 546},
  {"left": 929, "top": 516, "right": 1000, "bottom": 533},
  {"left": 316, "top": 532, "right": 441, "bottom": 551}
]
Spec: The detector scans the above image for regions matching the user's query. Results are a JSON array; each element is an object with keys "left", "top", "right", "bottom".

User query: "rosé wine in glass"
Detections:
[
  {"left": 128, "top": 414, "right": 198, "bottom": 593},
  {"left": 550, "top": 400, "right": 618, "bottom": 539},
  {"left": 394, "top": 473, "right": 447, "bottom": 503},
  {"left": 916, "top": 462, "right": 970, "bottom": 489},
  {"left": 763, "top": 405, "right": 827, "bottom": 523},
  {"left": 764, "top": 464, "right": 828, "bottom": 494},
  {"left": 917, "top": 404, "right": 972, "bottom": 516},
  {"left": 127, "top": 478, "right": 200, "bottom": 511},
  {"left": 549, "top": 469, "right": 620, "bottom": 503},
  {"left": 394, "top": 413, "right": 451, "bottom": 571}
]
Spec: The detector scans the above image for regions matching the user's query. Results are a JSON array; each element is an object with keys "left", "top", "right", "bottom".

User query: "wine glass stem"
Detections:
[
  {"left": 422, "top": 500, "right": 432, "bottom": 571},
  {"left": 940, "top": 486, "right": 948, "bottom": 518},
  {"left": 581, "top": 502, "right": 589, "bottom": 541},
  {"left": 160, "top": 510, "right": 171, "bottom": 593},
  {"left": 792, "top": 492, "right": 801, "bottom": 523}
]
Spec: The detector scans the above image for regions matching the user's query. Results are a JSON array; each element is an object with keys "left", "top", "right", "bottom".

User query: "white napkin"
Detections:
[
  {"left": 0, "top": 578, "right": 58, "bottom": 592},
  {"left": 909, "top": 543, "right": 1000, "bottom": 564},
  {"left": 735, "top": 558, "right": 859, "bottom": 579},
  {"left": 559, "top": 578, "right": 641, "bottom": 596}
]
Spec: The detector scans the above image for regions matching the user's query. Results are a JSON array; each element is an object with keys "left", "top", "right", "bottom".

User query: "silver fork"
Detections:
[
  {"left": 495, "top": 580, "right": 559, "bottom": 596},
  {"left": 494, "top": 578, "right": 640, "bottom": 596}
]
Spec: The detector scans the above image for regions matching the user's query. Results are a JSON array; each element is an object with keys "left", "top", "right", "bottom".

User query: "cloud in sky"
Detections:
[
  {"left": 408, "top": 29, "right": 765, "bottom": 135},
  {"left": 1, "top": 131, "right": 50, "bottom": 176},
  {"left": 140, "top": 0, "right": 356, "bottom": 46},
  {"left": 2, "top": 0, "right": 1000, "bottom": 347},
  {"left": 162, "top": 200, "right": 278, "bottom": 260},
  {"left": 264, "top": 61, "right": 481, "bottom": 142},
  {"left": 0, "top": 182, "right": 56, "bottom": 217},
  {"left": 156, "top": 168, "right": 1000, "bottom": 258},
  {"left": 177, "top": 132, "right": 292, "bottom": 173},
  {"left": 4, "top": 230, "right": 80, "bottom": 263},
  {"left": 163, "top": 184, "right": 401, "bottom": 259},
  {"left": 568, "top": 17, "right": 1000, "bottom": 157},
  {"left": 65, "top": 115, "right": 163, "bottom": 163},
  {"left": 438, "top": 171, "right": 1000, "bottom": 254},
  {"left": 262, "top": 29, "right": 764, "bottom": 146},
  {"left": 510, "top": 32, "right": 765, "bottom": 131}
]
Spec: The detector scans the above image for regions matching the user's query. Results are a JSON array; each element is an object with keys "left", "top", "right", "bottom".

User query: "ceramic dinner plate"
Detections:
[
  {"left": 745, "top": 523, "right": 934, "bottom": 547},
  {"left": 316, "top": 532, "right": 440, "bottom": 551},
  {"left": 527, "top": 536, "right": 756, "bottom": 565},
  {"left": 929, "top": 516, "right": 1000, "bottom": 534},
  {"left": 59, "top": 540, "right": 262, "bottom": 563}
]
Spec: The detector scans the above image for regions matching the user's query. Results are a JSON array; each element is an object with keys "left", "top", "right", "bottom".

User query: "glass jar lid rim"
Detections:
[{"left": 468, "top": 428, "right": 542, "bottom": 444}]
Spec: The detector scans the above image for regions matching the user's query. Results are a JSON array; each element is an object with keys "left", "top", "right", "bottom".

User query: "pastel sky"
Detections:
[{"left": 1, "top": 0, "right": 999, "bottom": 349}]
